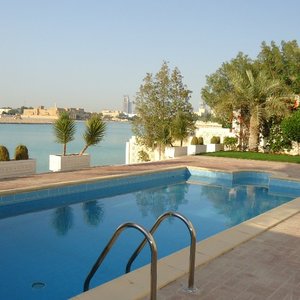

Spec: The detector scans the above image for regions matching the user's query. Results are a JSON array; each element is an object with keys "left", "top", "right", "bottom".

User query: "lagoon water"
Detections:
[{"left": 0, "top": 121, "right": 133, "bottom": 173}]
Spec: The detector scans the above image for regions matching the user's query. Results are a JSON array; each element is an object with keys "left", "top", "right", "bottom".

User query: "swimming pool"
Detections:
[{"left": 0, "top": 168, "right": 300, "bottom": 299}]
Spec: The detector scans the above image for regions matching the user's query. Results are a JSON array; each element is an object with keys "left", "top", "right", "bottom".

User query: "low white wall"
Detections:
[
  {"left": 194, "top": 121, "right": 235, "bottom": 144},
  {"left": 125, "top": 136, "right": 166, "bottom": 164},
  {"left": 126, "top": 122, "right": 236, "bottom": 164}
]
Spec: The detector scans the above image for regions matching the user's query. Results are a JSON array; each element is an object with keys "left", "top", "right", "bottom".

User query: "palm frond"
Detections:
[{"left": 80, "top": 115, "right": 106, "bottom": 155}]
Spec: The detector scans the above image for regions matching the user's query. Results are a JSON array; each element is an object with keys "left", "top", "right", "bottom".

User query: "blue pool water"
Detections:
[{"left": 0, "top": 169, "right": 300, "bottom": 299}]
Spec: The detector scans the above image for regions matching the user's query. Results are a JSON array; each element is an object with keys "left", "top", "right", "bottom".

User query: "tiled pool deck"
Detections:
[{"left": 1, "top": 156, "right": 300, "bottom": 299}]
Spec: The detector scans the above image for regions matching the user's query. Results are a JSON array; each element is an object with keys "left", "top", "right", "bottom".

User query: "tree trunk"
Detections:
[
  {"left": 158, "top": 144, "right": 161, "bottom": 160},
  {"left": 79, "top": 145, "right": 88, "bottom": 155},
  {"left": 248, "top": 112, "right": 259, "bottom": 152}
]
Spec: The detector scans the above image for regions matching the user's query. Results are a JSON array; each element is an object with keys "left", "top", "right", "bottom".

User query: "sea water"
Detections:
[{"left": 0, "top": 121, "right": 132, "bottom": 173}]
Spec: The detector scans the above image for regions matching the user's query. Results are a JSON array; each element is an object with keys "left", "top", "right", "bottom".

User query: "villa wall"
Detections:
[
  {"left": 126, "top": 136, "right": 165, "bottom": 164},
  {"left": 125, "top": 122, "right": 236, "bottom": 164}
]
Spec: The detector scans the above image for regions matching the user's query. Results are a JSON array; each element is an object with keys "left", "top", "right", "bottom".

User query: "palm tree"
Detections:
[
  {"left": 230, "top": 69, "right": 289, "bottom": 151},
  {"left": 53, "top": 112, "right": 76, "bottom": 155},
  {"left": 79, "top": 114, "right": 106, "bottom": 155}
]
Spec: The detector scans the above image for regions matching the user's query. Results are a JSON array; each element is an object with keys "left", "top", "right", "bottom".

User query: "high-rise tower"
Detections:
[{"left": 123, "top": 95, "right": 133, "bottom": 114}]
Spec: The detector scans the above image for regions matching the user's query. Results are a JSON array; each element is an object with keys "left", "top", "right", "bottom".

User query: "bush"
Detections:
[
  {"left": 14, "top": 145, "right": 29, "bottom": 160},
  {"left": 281, "top": 110, "right": 300, "bottom": 155},
  {"left": 0, "top": 145, "right": 10, "bottom": 161},
  {"left": 198, "top": 137, "right": 204, "bottom": 145},
  {"left": 266, "top": 123, "right": 292, "bottom": 153},
  {"left": 223, "top": 137, "right": 238, "bottom": 151},
  {"left": 190, "top": 136, "right": 198, "bottom": 145},
  {"left": 210, "top": 136, "right": 220, "bottom": 144},
  {"left": 138, "top": 150, "right": 150, "bottom": 162}
]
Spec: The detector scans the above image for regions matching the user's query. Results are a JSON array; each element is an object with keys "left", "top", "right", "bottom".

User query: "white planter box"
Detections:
[
  {"left": 206, "top": 144, "right": 224, "bottom": 153},
  {"left": 49, "top": 154, "right": 90, "bottom": 172},
  {"left": 165, "top": 146, "right": 188, "bottom": 158},
  {"left": 0, "top": 159, "right": 36, "bottom": 179},
  {"left": 187, "top": 145, "right": 207, "bottom": 155}
]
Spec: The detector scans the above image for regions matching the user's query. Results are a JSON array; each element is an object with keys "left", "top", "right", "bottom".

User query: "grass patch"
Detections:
[{"left": 201, "top": 151, "right": 300, "bottom": 163}]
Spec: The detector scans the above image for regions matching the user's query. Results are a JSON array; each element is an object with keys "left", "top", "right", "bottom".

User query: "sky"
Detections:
[{"left": 0, "top": 0, "right": 299, "bottom": 112}]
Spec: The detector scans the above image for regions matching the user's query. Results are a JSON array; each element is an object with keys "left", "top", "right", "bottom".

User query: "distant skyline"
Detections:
[{"left": 1, "top": 0, "right": 299, "bottom": 112}]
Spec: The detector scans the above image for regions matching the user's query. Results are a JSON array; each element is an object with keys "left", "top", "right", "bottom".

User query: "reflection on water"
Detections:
[
  {"left": 135, "top": 183, "right": 189, "bottom": 219},
  {"left": 52, "top": 206, "right": 74, "bottom": 235},
  {"left": 51, "top": 201, "right": 105, "bottom": 234},
  {"left": 82, "top": 200, "right": 104, "bottom": 226},
  {"left": 199, "top": 184, "right": 292, "bottom": 227}
]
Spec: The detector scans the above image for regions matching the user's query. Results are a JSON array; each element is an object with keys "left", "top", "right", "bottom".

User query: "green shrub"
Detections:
[
  {"left": 223, "top": 136, "right": 238, "bottom": 151},
  {"left": 0, "top": 145, "right": 10, "bottom": 161},
  {"left": 197, "top": 137, "right": 204, "bottom": 145},
  {"left": 266, "top": 123, "right": 291, "bottom": 153},
  {"left": 190, "top": 136, "right": 198, "bottom": 145},
  {"left": 14, "top": 145, "right": 29, "bottom": 160},
  {"left": 138, "top": 150, "right": 150, "bottom": 162},
  {"left": 210, "top": 136, "right": 220, "bottom": 144}
]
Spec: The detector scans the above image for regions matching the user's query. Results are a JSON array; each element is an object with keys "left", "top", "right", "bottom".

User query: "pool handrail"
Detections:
[
  {"left": 125, "top": 211, "right": 197, "bottom": 291},
  {"left": 83, "top": 222, "right": 158, "bottom": 300}
]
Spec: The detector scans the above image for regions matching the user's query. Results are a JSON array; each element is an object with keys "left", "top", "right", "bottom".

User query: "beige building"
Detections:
[
  {"left": 22, "top": 106, "right": 90, "bottom": 120},
  {"left": 100, "top": 110, "right": 122, "bottom": 118},
  {"left": 22, "top": 106, "right": 63, "bottom": 119}
]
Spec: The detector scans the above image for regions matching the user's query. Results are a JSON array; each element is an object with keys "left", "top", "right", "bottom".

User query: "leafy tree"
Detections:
[
  {"left": 281, "top": 110, "right": 300, "bottom": 155},
  {"left": 79, "top": 114, "right": 106, "bottom": 155},
  {"left": 53, "top": 112, "right": 76, "bottom": 155},
  {"left": 132, "top": 62, "right": 196, "bottom": 158},
  {"left": 171, "top": 110, "right": 196, "bottom": 146},
  {"left": 202, "top": 50, "right": 292, "bottom": 151},
  {"left": 258, "top": 40, "right": 300, "bottom": 95}
]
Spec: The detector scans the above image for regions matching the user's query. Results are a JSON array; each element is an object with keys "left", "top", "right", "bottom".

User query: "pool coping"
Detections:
[
  {"left": 0, "top": 166, "right": 188, "bottom": 197},
  {"left": 67, "top": 167, "right": 300, "bottom": 300}
]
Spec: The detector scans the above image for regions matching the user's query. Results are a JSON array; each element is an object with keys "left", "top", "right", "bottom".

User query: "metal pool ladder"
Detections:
[{"left": 83, "top": 211, "right": 197, "bottom": 300}]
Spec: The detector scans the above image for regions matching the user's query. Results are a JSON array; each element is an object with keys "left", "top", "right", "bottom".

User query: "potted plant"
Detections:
[
  {"left": 0, "top": 144, "right": 36, "bottom": 179},
  {"left": 49, "top": 113, "right": 106, "bottom": 172},
  {"left": 206, "top": 136, "right": 224, "bottom": 152},
  {"left": 187, "top": 136, "right": 206, "bottom": 155}
]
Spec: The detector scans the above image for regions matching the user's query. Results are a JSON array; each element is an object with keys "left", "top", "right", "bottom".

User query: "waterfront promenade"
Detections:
[{"left": 1, "top": 156, "right": 300, "bottom": 299}]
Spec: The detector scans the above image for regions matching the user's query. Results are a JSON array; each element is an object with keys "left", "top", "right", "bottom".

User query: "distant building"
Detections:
[
  {"left": 195, "top": 100, "right": 211, "bottom": 117},
  {"left": 65, "top": 108, "right": 91, "bottom": 120},
  {"left": 22, "top": 106, "right": 90, "bottom": 120},
  {"left": 123, "top": 95, "right": 134, "bottom": 114},
  {"left": 22, "top": 106, "right": 63, "bottom": 119},
  {"left": 100, "top": 109, "right": 122, "bottom": 119},
  {"left": 0, "top": 108, "right": 11, "bottom": 114}
]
